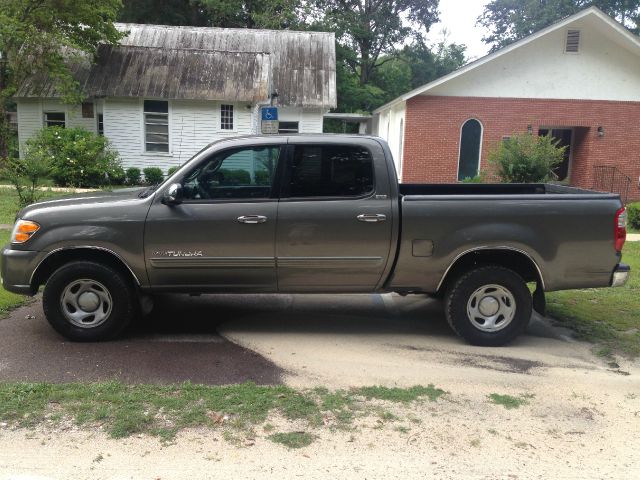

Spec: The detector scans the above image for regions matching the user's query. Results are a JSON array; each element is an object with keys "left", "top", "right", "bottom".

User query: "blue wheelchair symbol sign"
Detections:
[{"left": 261, "top": 107, "right": 278, "bottom": 121}]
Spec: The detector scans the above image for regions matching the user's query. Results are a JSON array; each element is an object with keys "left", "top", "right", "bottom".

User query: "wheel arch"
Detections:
[
  {"left": 437, "top": 247, "right": 545, "bottom": 295},
  {"left": 31, "top": 247, "right": 141, "bottom": 292}
]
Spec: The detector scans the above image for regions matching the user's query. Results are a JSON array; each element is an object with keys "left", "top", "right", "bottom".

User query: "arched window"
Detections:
[
  {"left": 457, "top": 119, "right": 483, "bottom": 181},
  {"left": 398, "top": 118, "right": 404, "bottom": 178}
]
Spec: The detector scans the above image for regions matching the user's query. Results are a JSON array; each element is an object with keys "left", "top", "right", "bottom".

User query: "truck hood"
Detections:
[{"left": 16, "top": 187, "right": 152, "bottom": 221}]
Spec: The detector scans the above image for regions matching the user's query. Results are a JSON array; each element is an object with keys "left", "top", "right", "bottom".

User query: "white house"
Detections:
[{"left": 14, "top": 24, "right": 337, "bottom": 172}]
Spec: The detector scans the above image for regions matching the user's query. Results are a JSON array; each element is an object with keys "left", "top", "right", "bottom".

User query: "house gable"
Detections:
[{"left": 428, "top": 15, "right": 640, "bottom": 101}]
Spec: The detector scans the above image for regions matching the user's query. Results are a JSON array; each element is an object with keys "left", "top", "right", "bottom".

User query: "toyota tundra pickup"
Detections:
[{"left": 1, "top": 135, "right": 630, "bottom": 346}]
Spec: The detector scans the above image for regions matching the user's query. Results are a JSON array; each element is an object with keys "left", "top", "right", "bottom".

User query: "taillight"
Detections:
[{"left": 615, "top": 207, "right": 627, "bottom": 252}]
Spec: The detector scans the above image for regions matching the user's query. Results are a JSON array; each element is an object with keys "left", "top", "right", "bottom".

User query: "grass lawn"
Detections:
[
  {"left": 547, "top": 242, "right": 640, "bottom": 357},
  {"left": 0, "top": 381, "right": 445, "bottom": 443},
  {"left": 0, "top": 187, "right": 68, "bottom": 225}
]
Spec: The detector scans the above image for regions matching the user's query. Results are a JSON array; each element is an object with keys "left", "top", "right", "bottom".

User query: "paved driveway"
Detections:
[
  {"left": 0, "top": 292, "right": 612, "bottom": 387},
  {"left": 0, "top": 294, "right": 283, "bottom": 385}
]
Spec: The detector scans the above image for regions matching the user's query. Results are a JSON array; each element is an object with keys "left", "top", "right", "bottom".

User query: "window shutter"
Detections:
[{"left": 565, "top": 30, "right": 581, "bottom": 53}]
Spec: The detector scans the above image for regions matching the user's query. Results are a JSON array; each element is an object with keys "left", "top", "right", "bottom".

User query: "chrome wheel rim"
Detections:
[
  {"left": 466, "top": 284, "right": 516, "bottom": 332},
  {"left": 60, "top": 279, "right": 113, "bottom": 328}
]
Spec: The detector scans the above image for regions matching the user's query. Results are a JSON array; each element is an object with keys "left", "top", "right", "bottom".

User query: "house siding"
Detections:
[
  {"left": 16, "top": 97, "right": 326, "bottom": 172},
  {"left": 16, "top": 99, "right": 42, "bottom": 157},
  {"left": 403, "top": 95, "right": 640, "bottom": 201}
]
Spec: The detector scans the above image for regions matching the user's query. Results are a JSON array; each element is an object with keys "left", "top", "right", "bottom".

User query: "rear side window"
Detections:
[{"left": 288, "top": 145, "right": 374, "bottom": 198}]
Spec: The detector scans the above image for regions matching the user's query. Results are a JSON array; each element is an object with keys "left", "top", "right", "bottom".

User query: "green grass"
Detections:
[
  {"left": 488, "top": 393, "right": 532, "bottom": 409},
  {"left": 547, "top": 242, "right": 640, "bottom": 357},
  {"left": 354, "top": 384, "right": 445, "bottom": 403},
  {"left": 268, "top": 432, "right": 316, "bottom": 449},
  {"left": 0, "top": 381, "right": 446, "bottom": 441},
  {"left": 0, "top": 187, "right": 73, "bottom": 225}
]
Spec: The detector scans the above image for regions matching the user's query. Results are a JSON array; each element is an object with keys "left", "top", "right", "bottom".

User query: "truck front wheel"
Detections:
[
  {"left": 444, "top": 265, "right": 532, "bottom": 346},
  {"left": 42, "top": 261, "right": 135, "bottom": 342}
]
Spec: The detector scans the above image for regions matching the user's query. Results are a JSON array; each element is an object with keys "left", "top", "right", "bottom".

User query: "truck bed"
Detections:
[{"left": 399, "top": 183, "right": 612, "bottom": 197}]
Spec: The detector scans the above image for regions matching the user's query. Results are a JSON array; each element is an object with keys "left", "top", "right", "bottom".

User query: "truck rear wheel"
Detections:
[
  {"left": 42, "top": 261, "right": 135, "bottom": 342},
  {"left": 444, "top": 265, "right": 532, "bottom": 346}
]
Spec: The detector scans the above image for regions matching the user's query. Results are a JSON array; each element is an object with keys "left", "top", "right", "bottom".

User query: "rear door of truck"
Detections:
[{"left": 275, "top": 138, "right": 394, "bottom": 291}]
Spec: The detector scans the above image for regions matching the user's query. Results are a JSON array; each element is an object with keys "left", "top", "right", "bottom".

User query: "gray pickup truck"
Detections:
[{"left": 1, "top": 135, "right": 630, "bottom": 345}]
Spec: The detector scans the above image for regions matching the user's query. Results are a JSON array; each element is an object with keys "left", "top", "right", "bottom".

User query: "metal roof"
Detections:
[{"left": 16, "top": 23, "right": 336, "bottom": 108}]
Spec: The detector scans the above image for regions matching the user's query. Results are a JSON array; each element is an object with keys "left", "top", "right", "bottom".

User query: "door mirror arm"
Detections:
[{"left": 162, "top": 183, "right": 183, "bottom": 206}]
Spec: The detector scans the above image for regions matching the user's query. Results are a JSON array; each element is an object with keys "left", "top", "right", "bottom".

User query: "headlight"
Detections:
[{"left": 11, "top": 220, "right": 40, "bottom": 244}]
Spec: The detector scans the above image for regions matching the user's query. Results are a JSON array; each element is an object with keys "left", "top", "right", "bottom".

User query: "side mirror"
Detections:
[{"left": 162, "top": 183, "right": 183, "bottom": 205}]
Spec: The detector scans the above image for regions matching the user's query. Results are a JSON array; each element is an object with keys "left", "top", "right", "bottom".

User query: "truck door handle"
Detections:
[
  {"left": 237, "top": 215, "right": 268, "bottom": 224},
  {"left": 357, "top": 214, "right": 387, "bottom": 223}
]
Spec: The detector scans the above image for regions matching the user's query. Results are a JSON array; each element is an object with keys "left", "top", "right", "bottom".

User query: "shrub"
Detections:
[
  {"left": 143, "top": 167, "right": 164, "bottom": 185},
  {"left": 2, "top": 155, "right": 52, "bottom": 207},
  {"left": 167, "top": 166, "right": 179, "bottom": 176},
  {"left": 126, "top": 167, "right": 141, "bottom": 185},
  {"left": 461, "top": 175, "right": 483, "bottom": 183},
  {"left": 627, "top": 202, "right": 640, "bottom": 230},
  {"left": 488, "top": 133, "right": 565, "bottom": 183},
  {"left": 26, "top": 126, "right": 122, "bottom": 188},
  {"left": 109, "top": 165, "right": 126, "bottom": 185},
  {"left": 218, "top": 168, "right": 251, "bottom": 185},
  {"left": 255, "top": 170, "right": 271, "bottom": 185}
]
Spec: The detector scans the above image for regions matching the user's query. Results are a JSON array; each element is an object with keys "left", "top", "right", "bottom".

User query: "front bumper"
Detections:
[
  {"left": 1, "top": 246, "right": 40, "bottom": 295},
  {"left": 610, "top": 263, "right": 630, "bottom": 288}
]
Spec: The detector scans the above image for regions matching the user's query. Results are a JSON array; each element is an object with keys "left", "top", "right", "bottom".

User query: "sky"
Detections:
[{"left": 426, "top": 0, "right": 491, "bottom": 60}]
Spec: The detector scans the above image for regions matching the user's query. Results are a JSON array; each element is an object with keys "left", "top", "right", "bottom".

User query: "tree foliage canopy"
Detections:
[
  {"left": 479, "top": 0, "right": 640, "bottom": 52},
  {"left": 314, "top": 0, "right": 440, "bottom": 85},
  {"left": 0, "top": 0, "right": 123, "bottom": 159}
]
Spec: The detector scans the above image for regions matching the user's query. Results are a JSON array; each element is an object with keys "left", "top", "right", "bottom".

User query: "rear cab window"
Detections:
[{"left": 284, "top": 144, "right": 375, "bottom": 198}]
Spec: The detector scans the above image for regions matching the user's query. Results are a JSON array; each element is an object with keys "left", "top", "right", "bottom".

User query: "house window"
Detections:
[
  {"left": 44, "top": 112, "right": 65, "bottom": 128},
  {"left": 220, "top": 104, "right": 234, "bottom": 130},
  {"left": 81, "top": 102, "right": 94, "bottom": 118},
  {"left": 457, "top": 119, "right": 483, "bottom": 181},
  {"left": 97, "top": 113, "right": 104, "bottom": 136},
  {"left": 278, "top": 121, "right": 299, "bottom": 133},
  {"left": 144, "top": 100, "right": 169, "bottom": 153}
]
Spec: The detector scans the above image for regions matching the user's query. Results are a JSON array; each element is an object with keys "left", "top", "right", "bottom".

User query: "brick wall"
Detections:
[{"left": 402, "top": 96, "right": 640, "bottom": 202}]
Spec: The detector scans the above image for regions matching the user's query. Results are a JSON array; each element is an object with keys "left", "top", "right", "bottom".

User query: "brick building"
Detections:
[{"left": 373, "top": 7, "right": 640, "bottom": 202}]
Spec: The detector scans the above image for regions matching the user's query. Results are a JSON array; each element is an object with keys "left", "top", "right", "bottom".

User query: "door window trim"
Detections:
[{"left": 279, "top": 144, "right": 377, "bottom": 202}]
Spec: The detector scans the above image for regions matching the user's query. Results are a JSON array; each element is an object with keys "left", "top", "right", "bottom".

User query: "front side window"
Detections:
[
  {"left": 220, "top": 104, "right": 234, "bottom": 130},
  {"left": 182, "top": 146, "right": 280, "bottom": 200},
  {"left": 287, "top": 145, "right": 374, "bottom": 198},
  {"left": 144, "top": 100, "right": 169, "bottom": 152},
  {"left": 457, "top": 119, "right": 482, "bottom": 181},
  {"left": 44, "top": 112, "right": 65, "bottom": 128}
]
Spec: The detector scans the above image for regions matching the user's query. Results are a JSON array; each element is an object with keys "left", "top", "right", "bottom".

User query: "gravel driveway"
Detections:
[{"left": 0, "top": 293, "right": 638, "bottom": 479}]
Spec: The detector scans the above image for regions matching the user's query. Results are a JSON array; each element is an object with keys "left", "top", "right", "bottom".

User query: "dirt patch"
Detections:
[{"left": 394, "top": 344, "right": 545, "bottom": 374}]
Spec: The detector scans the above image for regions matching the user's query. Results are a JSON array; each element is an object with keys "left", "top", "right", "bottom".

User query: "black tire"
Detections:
[
  {"left": 444, "top": 265, "right": 532, "bottom": 346},
  {"left": 42, "top": 261, "right": 135, "bottom": 342}
]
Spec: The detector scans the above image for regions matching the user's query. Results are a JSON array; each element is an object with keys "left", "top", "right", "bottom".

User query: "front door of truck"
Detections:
[
  {"left": 275, "top": 140, "right": 394, "bottom": 291},
  {"left": 144, "top": 143, "right": 283, "bottom": 291}
]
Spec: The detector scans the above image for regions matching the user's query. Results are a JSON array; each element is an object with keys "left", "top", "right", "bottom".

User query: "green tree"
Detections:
[
  {"left": 198, "top": 0, "right": 302, "bottom": 28},
  {"left": 0, "top": 0, "right": 123, "bottom": 161},
  {"left": 479, "top": 0, "right": 639, "bottom": 52},
  {"left": 314, "top": 0, "right": 440, "bottom": 86},
  {"left": 488, "top": 133, "right": 566, "bottom": 183},
  {"left": 118, "top": 0, "right": 209, "bottom": 25}
]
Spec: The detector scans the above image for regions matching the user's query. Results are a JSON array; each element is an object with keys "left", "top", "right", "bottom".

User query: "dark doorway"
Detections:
[{"left": 539, "top": 128, "right": 572, "bottom": 181}]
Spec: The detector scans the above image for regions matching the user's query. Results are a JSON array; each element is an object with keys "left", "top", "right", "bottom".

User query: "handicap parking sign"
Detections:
[{"left": 261, "top": 107, "right": 278, "bottom": 121}]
